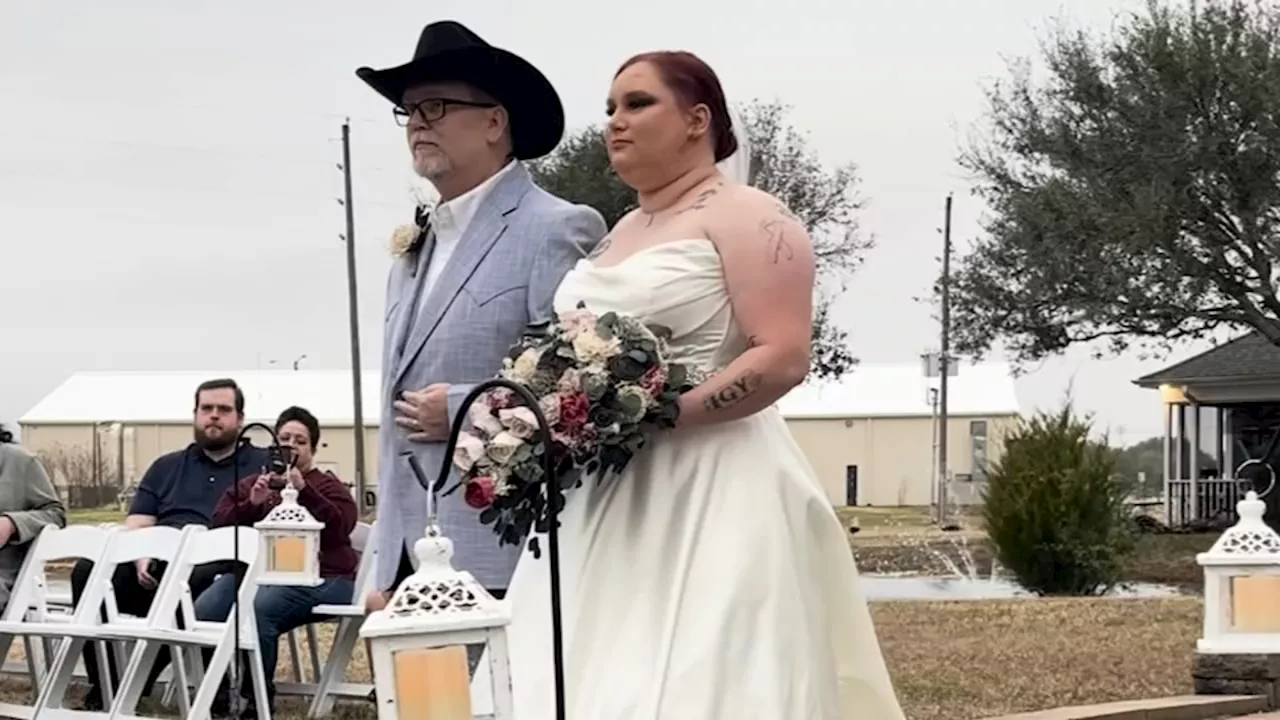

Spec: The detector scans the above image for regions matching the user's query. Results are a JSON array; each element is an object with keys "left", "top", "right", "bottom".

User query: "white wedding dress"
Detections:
[{"left": 471, "top": 237, "right": 906, "bottom": 719}]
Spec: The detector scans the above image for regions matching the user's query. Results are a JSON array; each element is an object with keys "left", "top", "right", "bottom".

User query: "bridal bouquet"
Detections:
[{"left": 447, "top": 302, "right": 698, "bottom": 546}]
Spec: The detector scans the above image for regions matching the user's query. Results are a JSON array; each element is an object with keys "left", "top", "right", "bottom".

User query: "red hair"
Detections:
[{"left": 616, "top": 51, "right": 738, "bottom": 163}]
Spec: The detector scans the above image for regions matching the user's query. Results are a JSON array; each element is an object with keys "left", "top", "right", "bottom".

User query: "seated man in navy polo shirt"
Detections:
[{"left": 70, "top": 378, "right": 269, "bottom": 711}]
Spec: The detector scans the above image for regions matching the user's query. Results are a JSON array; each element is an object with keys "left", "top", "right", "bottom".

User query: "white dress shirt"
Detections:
[{"left": 417, "top": 160, "right": 518, "bottom": 312}]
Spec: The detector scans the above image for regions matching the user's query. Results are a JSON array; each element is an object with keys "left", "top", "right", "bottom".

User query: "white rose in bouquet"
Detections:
[
  {"left": 499, "top": 406, "right": 540, "bottom": 440},
  {"left": 486, "top": 431, "right": 526, "bottom": 465},
  {"left": 452, "top": 433, "right": 487, "bottom": 473},
  {"left": 467, "top": 401, "right": 505, "bottom": 437}
]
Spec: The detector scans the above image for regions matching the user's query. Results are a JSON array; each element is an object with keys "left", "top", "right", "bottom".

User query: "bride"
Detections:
[{"left": 480, "top": 50, "right": 907, "bottom": 719}]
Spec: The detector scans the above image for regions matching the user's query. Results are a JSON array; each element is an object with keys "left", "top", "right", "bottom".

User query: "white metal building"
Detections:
[{"left": 19, "top": 363, "right": 1020, "bottom": 508}]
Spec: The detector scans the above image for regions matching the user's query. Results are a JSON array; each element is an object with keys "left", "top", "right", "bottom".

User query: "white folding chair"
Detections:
[
  {"left": 105, "top": 526, "right": 269, "bottom": 720},
  {"left": 275, "top": 521, "right": 377, "bottom": 717},
  {"left": 0, "top": 523, "right": 120, "bottom": 720},
  {"left": 30, "top": 524, "right": 199, "bottom": 718},
  {"left": 0, "top": 522, "right": 132, "bottom": 689}
]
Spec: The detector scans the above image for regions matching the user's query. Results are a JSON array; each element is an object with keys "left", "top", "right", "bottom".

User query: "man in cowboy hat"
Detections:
[{"left": 358, "top": 22, "right": 605, "bottom": 624}]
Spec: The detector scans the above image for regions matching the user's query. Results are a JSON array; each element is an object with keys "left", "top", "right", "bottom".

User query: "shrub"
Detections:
[{"left": 983, "top": 402, "right": 1134, "bottom": 595}]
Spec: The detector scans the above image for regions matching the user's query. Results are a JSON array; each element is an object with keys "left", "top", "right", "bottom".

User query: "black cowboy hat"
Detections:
[{"left": 356, "top": 21, "right": 564, "bottom": 160}]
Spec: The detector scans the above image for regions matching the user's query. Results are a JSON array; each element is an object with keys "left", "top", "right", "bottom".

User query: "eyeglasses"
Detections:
[{"left": 393, "top": 97, "right": 498, "bottom": 127}]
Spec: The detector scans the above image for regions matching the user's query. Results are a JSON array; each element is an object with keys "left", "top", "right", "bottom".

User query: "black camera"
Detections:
[{"left": 266, "top": 444, "right": 294, "bottom": 489}]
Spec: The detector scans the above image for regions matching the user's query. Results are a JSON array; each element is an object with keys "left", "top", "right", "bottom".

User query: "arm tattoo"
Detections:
[
  {"left": 760, "top": 215, "right": 796, "bottom": 264},
  {"left": 703, "top": 370, "right": 764, "bottom": 412},
  {"left": 588, "top": 235, "right": 613, "bottom": 259}
]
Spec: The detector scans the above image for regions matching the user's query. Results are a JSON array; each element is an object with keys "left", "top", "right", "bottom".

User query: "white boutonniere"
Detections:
[
  {"left": 389, "top": 203, "right": 431, "bottom": 259},
  {"left": 389, "top": 225, "right": 420, "bottom": 257}
]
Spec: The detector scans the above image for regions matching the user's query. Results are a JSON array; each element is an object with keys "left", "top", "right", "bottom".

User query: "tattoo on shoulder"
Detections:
[
  {"left": 760, "top": 208, "right": 797, "bottom": 264},
  {"left": 673, "top": 182, "right": 725, "bottom": 216},
  {"left": 588, "top": 236, "right": 613, "bottom": 259},
  {"left": 703, "top": 370, "right": 764, "bottom": 412}
]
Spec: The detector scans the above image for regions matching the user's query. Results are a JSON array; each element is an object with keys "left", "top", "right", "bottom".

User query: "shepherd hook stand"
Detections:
[{"left": 421, "top": 379, "right": 568, "bottom": 720}]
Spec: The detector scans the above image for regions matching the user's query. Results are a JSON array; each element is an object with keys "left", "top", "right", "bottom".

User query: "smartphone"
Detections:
[
  {"left": 142, "top": 559, "right": 162, "bottom": 588},
  {"left": 266, "top": 444, "right": 294, "bottom": 476},
  {"left": 266, "top": 444, "right": 295, "bottom": 490}
]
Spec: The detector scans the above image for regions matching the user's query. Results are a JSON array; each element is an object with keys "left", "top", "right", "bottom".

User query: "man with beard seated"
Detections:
[{"left": 70, "top": 378, "right": 270, "bottom": 711}]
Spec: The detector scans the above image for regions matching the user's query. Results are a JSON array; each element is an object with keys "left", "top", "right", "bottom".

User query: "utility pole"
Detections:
[
  {"left": 340, "top": 119, "right": 369, "bottom": 515},
  {"left": 928, "top": 388, "right": 940, "bottom": 510},
  {"left": 937, "top": 194, "right": 954, "bottom": 527}
]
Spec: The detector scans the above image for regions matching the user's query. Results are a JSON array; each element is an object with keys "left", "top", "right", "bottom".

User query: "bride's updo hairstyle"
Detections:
[{"left": 614, "top": 51, "right": 738, "bottom": 163}]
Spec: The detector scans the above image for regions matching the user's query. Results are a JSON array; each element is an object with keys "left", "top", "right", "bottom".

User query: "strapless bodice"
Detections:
[{"left": 553, "top": 238, "right": 747, "bottom": 373}]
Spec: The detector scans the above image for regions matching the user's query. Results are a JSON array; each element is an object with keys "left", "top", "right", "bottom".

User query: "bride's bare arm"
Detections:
[{"left": 676, "top": 188, "right": 815, "bottom": 426}]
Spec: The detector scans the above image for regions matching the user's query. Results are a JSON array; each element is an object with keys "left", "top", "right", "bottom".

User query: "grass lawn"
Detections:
[
  {"left": 877, "top": 597, "right": 1201, "bottom": 720},
  {"left": 34, "top": 505, "right": 1208, "bottom": 718},
  {"left": 838, "top": 505, "right": 1219, "bottom": 590},
  {"left": 0, "top": 596, "right": 1201, "bottom": 720},
  {"left": 66, "top": 507, "right": 129, "bottom": 526},
  {"left": 1125, "top": 534, "right": 1217, "bottom": 589}
]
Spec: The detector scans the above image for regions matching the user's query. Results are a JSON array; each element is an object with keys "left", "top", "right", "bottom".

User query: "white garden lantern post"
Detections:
[
  {"left": 253, "top": 486, "right": 323, "bottom": 586},
  {"left": 1198, "top": 490, "right": 1280, "bottom": 653},
  {"left": 360, "top": 522, "right": 513, "bottom": 720}
]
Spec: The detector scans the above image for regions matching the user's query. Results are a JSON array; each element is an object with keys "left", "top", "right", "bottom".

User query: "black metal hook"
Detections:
[
  {"left": 230, "top": 421, "right": 281, "bottom": 720},
  {"left": 418, "top": 378, "right": 568, "bottom": 720}
]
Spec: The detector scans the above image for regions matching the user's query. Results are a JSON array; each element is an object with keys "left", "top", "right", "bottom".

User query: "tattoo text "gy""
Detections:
[{"left": 703, "top": 370, "right": 764, "bottom": 412}]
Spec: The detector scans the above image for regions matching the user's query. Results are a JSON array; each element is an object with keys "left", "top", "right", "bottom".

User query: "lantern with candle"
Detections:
[
  {"left": 1198, "top": 481, "right": 1280, "bottom": 653},
  {"left": 253, "top": 485, "right": 323, "bottom": 587},
  {"left": 359, "top": 519, "right": 513, "bottom": 720}
]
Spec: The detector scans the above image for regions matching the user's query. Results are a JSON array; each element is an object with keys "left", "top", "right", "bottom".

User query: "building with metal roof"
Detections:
[
  {"left": 20, "top": 363, "right": 1021, "bottom": 508},
  {"left": 1133, "top": 332, "right": 1280, "bottom": 527}
]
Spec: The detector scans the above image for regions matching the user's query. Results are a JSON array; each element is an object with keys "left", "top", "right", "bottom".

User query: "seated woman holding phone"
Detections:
[{"left": 197, "top": 405, "right": 358, "bottom": 717}]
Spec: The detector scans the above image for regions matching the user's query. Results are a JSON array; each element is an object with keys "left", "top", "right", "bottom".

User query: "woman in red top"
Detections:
[{"left": 195, "top": 406, "right": 358, "bottom": 717}]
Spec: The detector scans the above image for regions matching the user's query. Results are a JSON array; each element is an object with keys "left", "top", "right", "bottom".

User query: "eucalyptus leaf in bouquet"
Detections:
[{"left": 446, "top": 301, "right": 699, "bottom": 546}]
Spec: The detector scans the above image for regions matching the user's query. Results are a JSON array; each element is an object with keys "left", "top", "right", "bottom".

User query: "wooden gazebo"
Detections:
[{"left": 1134, "top": 333, "right": 1280, "bottom": 527}]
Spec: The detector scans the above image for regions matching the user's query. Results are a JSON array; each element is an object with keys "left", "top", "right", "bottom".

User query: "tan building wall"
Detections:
[
  {"left": 19, "top": 422, "right": 381, "bottom": 495},
  {"left": 786, "top": 413, "right": 1019, "bottom": 506},
  {"left": 22, "top": 413, "right": 1019, "bottom": 508}
]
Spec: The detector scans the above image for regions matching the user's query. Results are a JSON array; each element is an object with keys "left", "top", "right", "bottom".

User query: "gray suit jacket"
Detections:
[
  {"left": 376, "top": 164, "right": 606, "bottom": 591},
  {"left": 0, "top": 443, "right": 66, "bottom": 612}
]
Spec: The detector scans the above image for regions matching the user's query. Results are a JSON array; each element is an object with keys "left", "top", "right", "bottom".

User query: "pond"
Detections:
[{"left": 861, "top": 574, "right": 1188, "bottom": 601}]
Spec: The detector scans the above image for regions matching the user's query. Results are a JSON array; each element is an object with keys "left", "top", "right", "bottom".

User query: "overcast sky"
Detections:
[{"left": 1, "top": 0, "right": 1204, "bottom": 445}]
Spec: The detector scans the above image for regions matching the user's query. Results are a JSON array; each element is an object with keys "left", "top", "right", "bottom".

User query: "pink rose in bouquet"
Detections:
[{"left": 446, "top": 302, "right": 698, "bottom": 546}]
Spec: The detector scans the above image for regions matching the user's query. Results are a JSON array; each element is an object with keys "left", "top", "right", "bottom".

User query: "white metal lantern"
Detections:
[
  {"left": 1198, "top": 490, "right": 1280, "bottom": 653},
  {"left": 360, "top": 522, "right": 513, "bottom": 720},
  {"left": 253, "top": 486, "right": 323, "bottom": 587}
]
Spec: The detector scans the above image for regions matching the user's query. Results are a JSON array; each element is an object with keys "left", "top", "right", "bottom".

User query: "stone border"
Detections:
[
  {"left": 982, "top": 694, "right": 1268, "bottom": 720},
  {"left": 1195, "top": 654, "right": 1280, "bottom": 704}
]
